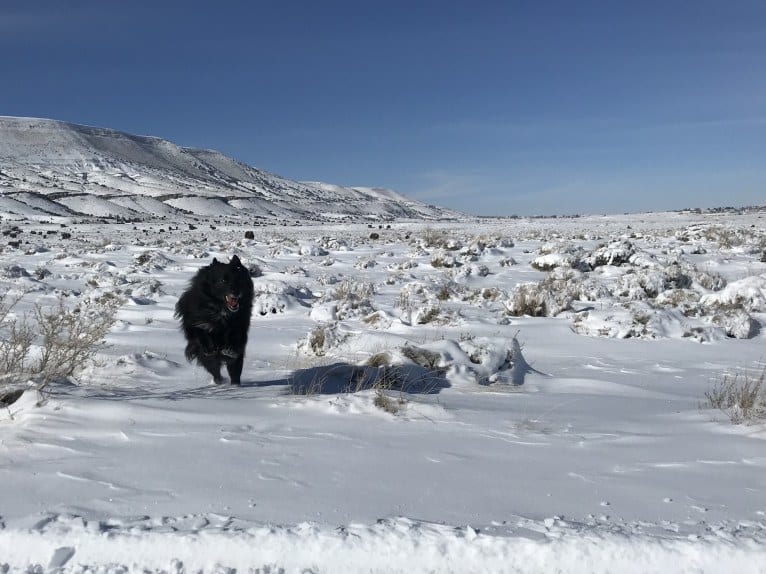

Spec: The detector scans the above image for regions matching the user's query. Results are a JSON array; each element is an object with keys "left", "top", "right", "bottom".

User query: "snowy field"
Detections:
[{"left": 1, "top": 210, "right": 766, "bottom": 572}]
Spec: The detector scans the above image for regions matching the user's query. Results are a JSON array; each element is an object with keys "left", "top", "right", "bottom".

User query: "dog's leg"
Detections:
[
  {"left": 226, "top": 353, "right": 244, "bottom": 385},
  {"left": 199, "top": 353, "right": 224, "bottom": 384}
]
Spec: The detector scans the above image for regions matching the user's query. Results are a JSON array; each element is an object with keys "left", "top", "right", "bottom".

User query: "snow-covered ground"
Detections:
[{"left": 1, "top": 211, "right": 766, "bottom": 572}]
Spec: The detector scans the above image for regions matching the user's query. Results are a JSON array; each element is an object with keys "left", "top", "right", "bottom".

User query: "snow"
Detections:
[
  {"left": 55, "top": 194, "right": 140, "bottom": 219},
  {"left": 3, "top": 514, "right": 764, "bottom": 574},
  {"left": 1, "top": 209, "right": 766, "bottom": 571}
]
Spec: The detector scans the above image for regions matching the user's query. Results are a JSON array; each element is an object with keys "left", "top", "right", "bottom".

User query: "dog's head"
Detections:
[{"left": 205, "top": 255, "right": 253, "bottom": 313}]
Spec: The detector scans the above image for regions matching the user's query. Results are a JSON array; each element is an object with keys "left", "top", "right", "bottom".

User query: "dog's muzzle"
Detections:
[{"left": 225, "top": 295, "right": 240, "bottom": 312}]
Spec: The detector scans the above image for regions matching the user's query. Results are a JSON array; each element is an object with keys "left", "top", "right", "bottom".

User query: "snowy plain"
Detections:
[{"left": 1, "top": 210, "right": 766, "bottom": 573}]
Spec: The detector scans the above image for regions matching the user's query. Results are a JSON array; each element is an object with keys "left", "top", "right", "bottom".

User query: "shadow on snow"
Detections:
[{"left": 42, "top": 362, "right": 450, "bottom": 401}]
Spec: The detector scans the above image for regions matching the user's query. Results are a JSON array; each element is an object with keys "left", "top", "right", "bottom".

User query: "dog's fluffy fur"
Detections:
[{"left": 175, "top": 255, "right": 254, "bottom": 384}]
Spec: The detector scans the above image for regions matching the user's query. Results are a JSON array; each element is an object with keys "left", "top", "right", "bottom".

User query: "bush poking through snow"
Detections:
[
  {"left": 506, "top": 270, "right": 584, "bottom": 317},
  {"left": 373, "top": 388, "right": 407, "bottom": 415},
  {"left": 711, "top": 309, "right": 759, "bottom": 339},
  {"left": 0, "top": 291, "right": 120, "bottom": 392},
  {"left": 506, "top": 283, "right": 550, "bottom": 317},
  {"left": 700, "top": 275, "right": 766, "bottom": 313},
  {"left": 34, "top": 296, "right": 121, "bottom": 385},
  {"left": 321, "top": 279, "right": 375, "bottom": 319},
  {"left": 400, "top": 345, "right": 443, "bottom": 372},
  {"left": 299, "top": 323, "right": 346, "bottom": 357},
  {"left": 0, "top": 291, "right": 33, "bottom": 378},
  {"left": 703, "top": 368, "right": 766, "bottom": 424},
  {"left": 583, "top": 240, "right": 637, "bottom": 268},
  {"left": 414, "top": 305, "right": 441, "bottom": 325},
  {"left": 306, "top": 326, "right": 328, "bottom": 356},
  {"left": 361, "top": 358, "right": 409, "bottom": 415},
  {"left": 420, "top": 228, "right": 452, "bottom": 250}
]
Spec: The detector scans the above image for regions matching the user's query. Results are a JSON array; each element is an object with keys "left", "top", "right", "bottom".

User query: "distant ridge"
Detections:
[{"left": 0, "top": 116, "right": 462, "bottom": 222}]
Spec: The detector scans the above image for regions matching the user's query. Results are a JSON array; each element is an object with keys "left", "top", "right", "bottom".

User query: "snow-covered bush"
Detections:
[
  {"left": 710, "top": 308, "right": 759, "bottom": 339},
  {"left": 570, "top": 303, "right": 680, "bottom": 340},
  {"left": 298, "top": 323, "right": 346, "bottom": 357},
  {"left": 700, "top": 275, "right": 766, "bottom": 313},
  {"left": 430, "top": 251, "right": 460, "bottom": 268},
  {"left": 299, "top": 242, "right": 329, "bottom": 257},
  {"left": 387, "top": 258, "right": 418, "bottom": 271},
  {"left": 653, "top": 289, "right": 701, "bottom": 316},
  {"left": 354, "top": 257, "right": 376, "bottom": 270},
  {"left": 614, "top": 265, "right": 691, "bottom": 300},
  {"left": 583, "top": 240, "right": 637, "bottom": 268},
  {"left": 320, "top": 279, "right": 375, "bottom": 319},
  {"left": 319, "top": 236, "right": 350, "bottom": 251},
  {"left": 506, "top": 268, "right": 598, "bottom": 317},
  {"left": 132, "top": 250, "right": 176, "bottom": 271},
  {"left": 413, "top": 304, "right": 442, "bottom": 325},
  {"left": 531, "top": 252, "right": 578, "bottom": 271},
  {"left": 253, "top": 280, "right": 313, "bottom": 316},
  {"left": 701, "top": 225, "right": 748, "bottom": 250},
  {"left": 505, "top": 282, "right": 564, "bottom": 317}
]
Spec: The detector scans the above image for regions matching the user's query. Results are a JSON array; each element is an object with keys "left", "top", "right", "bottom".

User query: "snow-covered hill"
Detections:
[{"left": 0, "top": 116, "right": 461, "bottom": 222}]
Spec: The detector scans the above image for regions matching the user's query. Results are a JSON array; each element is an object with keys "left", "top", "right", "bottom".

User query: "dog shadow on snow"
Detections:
[
  {"left": 45, "top": 363, "right": 449, "bottom": 402},
  {"left": 278, "top": 362, "right": 450, "bottom": 396}
]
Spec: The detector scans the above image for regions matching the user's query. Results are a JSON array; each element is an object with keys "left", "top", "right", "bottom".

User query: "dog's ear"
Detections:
[
  {"left": 212, "top": 257, "right": 219, "bottom": 264},
  {"left": 230, "top": 255, "right": 241, "bottom": 266}
]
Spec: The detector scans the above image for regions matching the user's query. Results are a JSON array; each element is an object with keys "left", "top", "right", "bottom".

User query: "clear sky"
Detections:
[{"left": 1, "top": 1, "right": 764, "bottom": 216}]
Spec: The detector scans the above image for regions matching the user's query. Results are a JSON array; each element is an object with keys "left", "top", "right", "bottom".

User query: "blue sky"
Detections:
[{"left": 2, "top": 1, "right": 764, "bottom": 216}]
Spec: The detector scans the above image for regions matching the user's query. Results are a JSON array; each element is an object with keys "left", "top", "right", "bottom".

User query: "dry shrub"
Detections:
[
  {"left": 373, "top": 389, "right": 406, "bottom": 414},
  {"left": 436, "top": 286, "right": 452, "bottom": 301},
  {"left": 401, "top": 345, "right": 441, "bottom": 371},
  {"left": 506, "top": 283, "right": 549, "bottom": 317},
  {"left": 421, "top": 227, "right": 451, "bottom": 249},
  {"left": 366, "top": 361, "right": 411, "bottom": 415},
  {"left": 322, "top": 279, "right": 375, "bottom": 318},
  {"left": 415, "top": 306, "right": 441, "bottom": 325},
  {"left": 0, "top": 291, "right": 120, "bottom": 389},
  {"left": 0, "top": 292, "right": 33, "bottom": 375},
  {"left": 703, "top": 367, "right": 766, "bottom": 424},
  {"left": 34, "top": 297, "right": 120, "bottom": 383},
  {"left": 305, "top": 326, "right": 329, "bottom": 356},
  {"left": 366, "top": 352, "right": 392, "bottom": 367}
]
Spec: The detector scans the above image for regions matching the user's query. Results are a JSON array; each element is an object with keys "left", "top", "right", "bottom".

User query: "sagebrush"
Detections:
[
  {"left": 703, "top": 367, "right": 766, "bottom": 424},
  {"left": 0, "top": 291, "right": 120, "bottom": 388}
]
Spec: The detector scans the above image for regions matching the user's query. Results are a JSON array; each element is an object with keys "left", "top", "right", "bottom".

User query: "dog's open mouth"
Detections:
[{"left": 225, "top": 295, "right": 240, "bottom": 312}]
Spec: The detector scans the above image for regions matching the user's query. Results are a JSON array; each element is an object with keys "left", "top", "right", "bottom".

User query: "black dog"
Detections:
[{"left": 175, "top": 255, "right": 254, "bottom": 385}]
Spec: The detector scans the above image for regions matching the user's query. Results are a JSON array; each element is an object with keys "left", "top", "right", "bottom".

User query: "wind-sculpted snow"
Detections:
[
  {"left": 0, "top": 116, "right": 461, "bottom": 222},
  {"left": 1, "top": 212, "right": 766, "bottom": 570},
  {"left": 2, "top": 513, "right": 765, "bottom": 573}
]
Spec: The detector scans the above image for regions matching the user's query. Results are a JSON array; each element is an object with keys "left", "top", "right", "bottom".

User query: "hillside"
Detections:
[{"left": 0, "top": 116, "right": 461, "bottom": 222}]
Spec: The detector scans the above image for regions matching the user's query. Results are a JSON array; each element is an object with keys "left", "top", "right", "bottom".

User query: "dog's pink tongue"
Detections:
[{"left": 226, "top": 295, "right": 239, "bottom": 308}]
